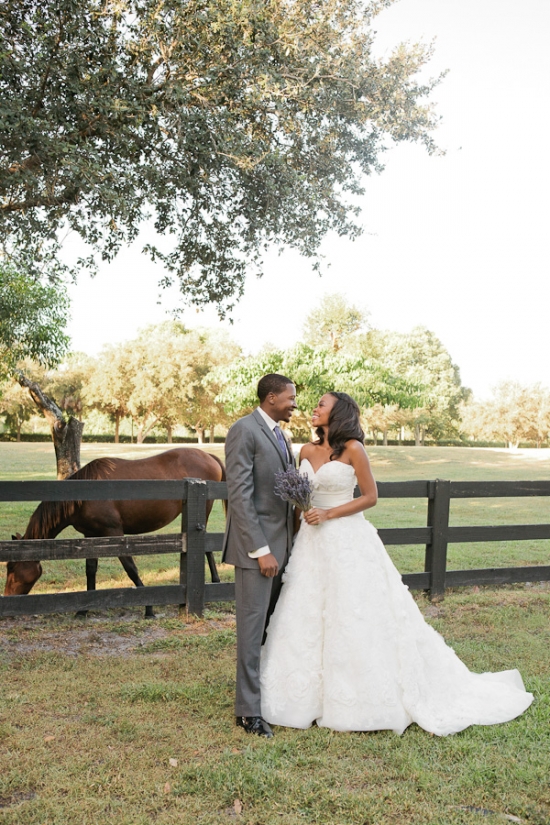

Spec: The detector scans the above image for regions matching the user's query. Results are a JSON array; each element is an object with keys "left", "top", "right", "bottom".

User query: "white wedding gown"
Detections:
[{"left": 260, "top": 459, "right": 533, "bottom": 735}]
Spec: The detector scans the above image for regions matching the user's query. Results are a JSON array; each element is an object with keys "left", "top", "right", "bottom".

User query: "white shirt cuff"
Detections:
[{"left": 248, "top": 545, "right": 270, "bottom": 559}]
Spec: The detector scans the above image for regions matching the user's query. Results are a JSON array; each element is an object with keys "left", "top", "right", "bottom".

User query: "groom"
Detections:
[{"left": 222, "top": 373, "right": 297, "bottom": 738}]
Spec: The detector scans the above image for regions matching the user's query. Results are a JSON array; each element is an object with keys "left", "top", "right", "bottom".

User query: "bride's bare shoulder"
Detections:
[
  {"left": 299, "top": 441, "right": 319, "bottom": 460},
  {"left": 344, "top": 439, "right": 371, "bottom": 464}
]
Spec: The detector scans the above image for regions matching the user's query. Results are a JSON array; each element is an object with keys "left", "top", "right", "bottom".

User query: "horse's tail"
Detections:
[{"left": 208, "top": 453, "right": 228, "bottom": 516}]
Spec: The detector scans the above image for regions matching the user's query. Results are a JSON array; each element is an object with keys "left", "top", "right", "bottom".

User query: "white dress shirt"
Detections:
[{"left": 247, "top": 407, "right": 286, "bottom": 559}]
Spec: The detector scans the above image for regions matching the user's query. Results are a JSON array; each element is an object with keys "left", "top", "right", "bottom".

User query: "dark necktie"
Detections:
[{"left": 273, "top": 425, "right": 289, "bottom": 461}]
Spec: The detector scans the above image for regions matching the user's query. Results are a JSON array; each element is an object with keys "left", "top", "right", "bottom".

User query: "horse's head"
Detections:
[{"left": 4, "top": 534, "right": 42, "bottom": 596}]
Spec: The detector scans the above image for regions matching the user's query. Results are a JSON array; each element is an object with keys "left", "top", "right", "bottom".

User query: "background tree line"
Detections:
[
  {"left": 0, "top": 323, "right": 239, "bottom": 444},
  {"left": 0, "top": 293, "right": 489, "bottom": 446},
  {"left": 2, "top": 292, "right": 549, "bottom": 448}
]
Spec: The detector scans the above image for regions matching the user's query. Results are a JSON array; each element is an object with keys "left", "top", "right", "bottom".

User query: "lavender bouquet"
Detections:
[{"left": 274, "top": 466, "right": 313, "bottom": 512}]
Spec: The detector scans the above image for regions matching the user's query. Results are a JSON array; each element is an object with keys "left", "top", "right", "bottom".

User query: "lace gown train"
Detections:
[{"left": 260, "top": 459, "right": 533, "bottom": 735}]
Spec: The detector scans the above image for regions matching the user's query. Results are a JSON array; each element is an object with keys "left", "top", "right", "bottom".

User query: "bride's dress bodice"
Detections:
[{"left": 300, "top": 458, "right": 357, "bottom": 509}]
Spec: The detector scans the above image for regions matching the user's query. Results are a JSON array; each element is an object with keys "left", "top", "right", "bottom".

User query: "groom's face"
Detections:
[{"left": 267, "top": 383, "right": 297, "bottom": 423}]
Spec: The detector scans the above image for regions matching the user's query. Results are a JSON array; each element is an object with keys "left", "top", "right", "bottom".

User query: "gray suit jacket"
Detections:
[{"left": 222, "top": 409, "right": 294, "bottom": 569}]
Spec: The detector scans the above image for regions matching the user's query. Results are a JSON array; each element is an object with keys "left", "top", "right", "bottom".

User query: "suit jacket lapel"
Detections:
[
  {"left": 281, "top": 430, "right": 295, "bottom": 467},
  {"left": 251, "top": 409, "right": 289, "bottom": 468}
]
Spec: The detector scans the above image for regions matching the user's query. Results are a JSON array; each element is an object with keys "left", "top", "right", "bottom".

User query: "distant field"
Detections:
[{"left": 1, "top": 443, "right": 549, "bottom": 593}]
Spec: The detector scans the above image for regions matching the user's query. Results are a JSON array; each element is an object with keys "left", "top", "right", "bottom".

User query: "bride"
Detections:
[{"left": 260, "top": 392, "right": 533, "bottom": 735}]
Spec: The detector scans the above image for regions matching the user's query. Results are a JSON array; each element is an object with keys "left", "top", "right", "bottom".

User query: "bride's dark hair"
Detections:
[{"left": 315, "top": 392, "right": 365, "bottom": 460}]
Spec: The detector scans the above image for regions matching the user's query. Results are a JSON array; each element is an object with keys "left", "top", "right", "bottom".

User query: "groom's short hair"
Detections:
[{"left": 257, "top": 373, "right": 294, "bottom": 402}]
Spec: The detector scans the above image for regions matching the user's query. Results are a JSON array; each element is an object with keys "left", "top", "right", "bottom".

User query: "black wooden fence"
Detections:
[{"left": 1, "top": 478, "right": 550, "bottom": 618}]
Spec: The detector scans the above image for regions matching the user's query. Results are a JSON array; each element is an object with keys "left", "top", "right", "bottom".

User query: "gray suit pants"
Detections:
[{"left": 234, "top": 559, "right": 287, "bottom": 717}]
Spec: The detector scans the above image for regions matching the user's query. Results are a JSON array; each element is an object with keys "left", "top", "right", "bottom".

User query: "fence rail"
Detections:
[{"left": 1, "top": 478, "right": 550, "bottom": 617}]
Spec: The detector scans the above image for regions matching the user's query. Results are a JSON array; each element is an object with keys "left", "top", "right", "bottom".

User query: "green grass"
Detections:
[
  {"left": 1, "top": 444, "right": 549, "bottom": 823},
  {"left": 0, "top": 593, "right": 548, "bottom": 824}
]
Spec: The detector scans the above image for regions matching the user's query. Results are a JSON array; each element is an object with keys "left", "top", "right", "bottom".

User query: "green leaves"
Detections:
[
  {"left": 0, "top": 264, "right": 70, "bottom": 382},
  {"left": 1, "top": 0, "right": 442, "bottom": 313}
]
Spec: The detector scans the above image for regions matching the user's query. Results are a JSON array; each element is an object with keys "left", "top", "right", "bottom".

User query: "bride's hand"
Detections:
[{"left": 304, "top": 508, "right": 329, "bottom": 525}]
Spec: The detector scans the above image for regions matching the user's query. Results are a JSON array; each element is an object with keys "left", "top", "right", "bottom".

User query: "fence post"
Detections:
[
  {"left": 183, "top": 480, "right": 207, "bottom": 616},
  {"left": 179, "top": 492, "right": 189, "bottom": 612},
  {"left": 424, "top": 478, "right": 451, "bottom": 601}
]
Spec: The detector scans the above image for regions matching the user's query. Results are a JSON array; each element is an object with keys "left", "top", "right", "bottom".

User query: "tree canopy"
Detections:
[
  {"left": 302, "top": 293, "right": 369, "bottom": 352},
  {"left": 356, "top": 326, "right": 469, "bottom": 441},
  {"left": 84, "top": 322, "right": 240, "bottom": 442},
  {"left": 214, "top": 340, "right": 425, "bottom": 436},
  {"left": 461, "top": 382, "right": 550, "bottom": 449},
  {"left": 1, "top": 0, "right": 442, "bottom": 312}
]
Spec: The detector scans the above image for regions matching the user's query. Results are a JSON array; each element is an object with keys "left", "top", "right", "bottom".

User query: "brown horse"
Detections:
[{"left": 4, "top": 448, "right": 226, "bottom": 617}]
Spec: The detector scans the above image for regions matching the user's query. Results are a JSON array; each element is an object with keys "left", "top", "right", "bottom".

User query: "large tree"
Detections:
[
  {"left": 84, "top": 345, "right": 133, "bottom": 443},
  {"left": 1, "top": 0, "right": 442, "bottom": 312},
  {"left": 357, "top": 326, "right": 469, "bottom": 443},
  {"left": 176, "top": 328, "right": 241, "bottom": 442},
  {"left": 215, "top": 342, "right": 423, "bottom": 436}
]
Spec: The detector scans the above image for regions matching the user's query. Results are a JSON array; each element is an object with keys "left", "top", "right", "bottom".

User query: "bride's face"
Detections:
[{"left": 311, "top": 394, "right": 336, "bottom": 428}]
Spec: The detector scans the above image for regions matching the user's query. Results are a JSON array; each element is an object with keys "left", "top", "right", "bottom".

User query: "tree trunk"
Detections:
[
  {"left": 197, "top": 428, "right": 205, "bottom": 444},
  {"left": 166, "top": 423, "right": 173, "bottom": 444},
  {"left": 414, "top": 424, "right": 421, "bottom": 447},
  {"left": 114, "top": 413, "right": 120, "bottom": 444},
  {"left": 16, "top": 420, "right": 21, "bottom": 442},
  {"left": 382, "top": 429, "right": 388, "bottom": 447},
  {"left": 209, "top": 426, "right": 215, "bottom": 444},
  {"left": 137, "top": 415, "right": 159, "bottom": 445},
  {"left": 17, "top": 372, "right": 84, "bottom": 478}
]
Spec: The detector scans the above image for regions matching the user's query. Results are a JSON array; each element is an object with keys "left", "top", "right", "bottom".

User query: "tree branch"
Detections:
[
  {"left": 2, "top": 186, "right": 80, "bottom": 212},
  {"left": 17, "top": 371, "right": 66, "bottom": 432}
]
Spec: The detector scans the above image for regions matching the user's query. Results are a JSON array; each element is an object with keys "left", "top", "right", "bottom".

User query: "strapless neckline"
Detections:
[{"left": 300, "top": 457, "right": 355, "bottom": 476}]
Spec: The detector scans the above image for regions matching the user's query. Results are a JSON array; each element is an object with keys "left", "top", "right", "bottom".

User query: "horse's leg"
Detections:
[
  {"left": 205, "top": 500, "right": 221, "bottom": 583},
  {"left": 86, "top": 557, "right": 98, "bottom": 590},
  {"left": 206, "top": 551, "right": 220, "bottom": 584},
  {"left": 76, "top": 558, "right": 98, "bottom": 617},
  {"left": 118, "top": 556, "right": 155, "bottom": 619}
]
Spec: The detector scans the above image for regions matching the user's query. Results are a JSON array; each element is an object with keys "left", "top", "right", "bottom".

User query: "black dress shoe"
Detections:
[{"left": 236, "top": 716, "right": 274, "bottom": 738}]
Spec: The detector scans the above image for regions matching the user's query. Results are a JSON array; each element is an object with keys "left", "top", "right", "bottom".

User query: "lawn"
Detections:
[
  {"left": 0, "top": 443, "right": 549, "bottom": 824},
  {"left": 0, "top": 592, "right": 549, "bottom": 825}
]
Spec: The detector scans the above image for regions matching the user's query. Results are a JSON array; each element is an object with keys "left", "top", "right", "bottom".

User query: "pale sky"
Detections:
[{"left": 66, "top": 0, "right": 550, "bottom": 400}]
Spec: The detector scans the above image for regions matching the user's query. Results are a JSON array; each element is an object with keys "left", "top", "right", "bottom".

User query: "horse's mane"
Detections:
[
  {"left": 25, "top": 458, "right": 118, "bottom": 539},
  {"left": 69, "top": 458, "right": 117, "bottom": 481}
]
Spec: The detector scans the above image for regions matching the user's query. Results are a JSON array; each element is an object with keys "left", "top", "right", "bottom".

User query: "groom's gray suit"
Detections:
[{"left": 222, "top": 409, "right": 294, "bottom": 717}]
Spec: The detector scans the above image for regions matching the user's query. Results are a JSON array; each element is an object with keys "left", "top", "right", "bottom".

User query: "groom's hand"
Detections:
[{"left": 258, "top": 553, "right": 279, "bottom": 578}]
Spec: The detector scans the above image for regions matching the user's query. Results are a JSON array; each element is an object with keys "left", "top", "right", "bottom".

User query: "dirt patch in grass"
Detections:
[
  {"left": 0, "top": 608, "right": 236, "bottom": 659},
  {"left": 0, "top": 790, "right": 37, "bottom": 810},
  {"left": 0, "top": 623, "right": 167, "bottom": 658}
]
